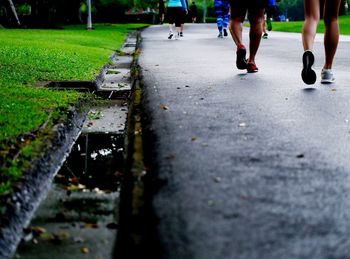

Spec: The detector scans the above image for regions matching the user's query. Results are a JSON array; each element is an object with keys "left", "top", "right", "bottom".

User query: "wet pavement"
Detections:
[
  {"left": 139, "top": 24, "right": 350, "bottom": 259},
  {"left": 10, "top": 24, "right": 350, "bottom": 259}
]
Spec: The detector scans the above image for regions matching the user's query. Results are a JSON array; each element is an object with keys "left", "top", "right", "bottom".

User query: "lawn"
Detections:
[
  {"left": 0, "top": 23, "right": 145, "bottom": 193},
  {"left": 271, "top": 14, "right": 350, "bottom": 34}
]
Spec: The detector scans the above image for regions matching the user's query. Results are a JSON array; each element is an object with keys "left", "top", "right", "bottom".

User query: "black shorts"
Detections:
[
  {"left": 229, "top": 0, "right": 268, "bottom": 10},
  {"left": 266, "top": 5, "right": 276, "bottom": 17},
  {"left": 167, "top": 7, "right": 183, "bottom": 27}
]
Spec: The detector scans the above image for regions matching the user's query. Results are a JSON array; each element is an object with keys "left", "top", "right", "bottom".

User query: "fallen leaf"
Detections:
[
  {"left": 160, "top": 104, "right": 169, "bottom": 110},
  {"left": 65, "top": 184, "right": 86, "bottom": 191},
  {"left": 68, "top": 177, "right": 79, "bottom": 184},
  {"left": 296, "top": 154, "right": 304, "bottom": 158},
  {"left": 81, "top": 247, "right": 89, "bottom": 254},
  {"left": 84, "top": 223, "right": 98, "bottom": 229},
  {"left": 191, "top": 137, "right": 197, "bottom": 142}
]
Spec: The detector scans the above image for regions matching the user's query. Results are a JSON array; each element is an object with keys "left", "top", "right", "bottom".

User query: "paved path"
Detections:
[{"left": 139, "top": 23, "right": 350, "bottom": 259}]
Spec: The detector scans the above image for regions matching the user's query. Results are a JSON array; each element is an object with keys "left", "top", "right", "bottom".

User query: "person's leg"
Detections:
[
  {"left": 215, "top": 5, "right": 224, "bottom": 37},
  {"left": 301, "top": 0, "right": 320, "bottom": 84},
  {"left": 302, "top": 0, "right": 320, "bottom": 51},
  {"left": 323, "top": 0, "right": 341, "bottom": 69},
  {"left": 222, "top": 4, "right": 230, "bottom": 36},
  {"left": 174, "top": 8, "right": 182, "bottom": 38},
  {"left": 247, "top": 8, "right": 265, "bottom": 65},
  {"left": 262, "top": 16, "right": 268, "bottom": 39},
  {"left": 167, "top": 8, "right": 175, "bottom": 39},
  {"left": 229, "top": 7, "right": 246, "bottom": 47}
]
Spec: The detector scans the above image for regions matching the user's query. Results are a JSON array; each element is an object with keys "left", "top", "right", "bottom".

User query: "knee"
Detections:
[
  {"left": 324, "top": 16, "right": 338, "bottom": 26},
  {"left": 305, "top": 14, "right": 320, "bottom": 24},
  {"left": 249, "top": 17, "right": 264, "bottom": 28}
]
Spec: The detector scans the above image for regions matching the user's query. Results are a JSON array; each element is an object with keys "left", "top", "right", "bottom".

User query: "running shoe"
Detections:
[
  {"left": 262, "top": 32, "right": 268, "bottom": 39},
  {"left": 236, "top": 44, "right": 247, "bottom": 70},
  {"left": 175, "top": 32, "right": 179, "bottom": 40},
  {"left": 301, "top": 50, "right": 316, "bottom": 85},
  {"left": 321, "top": 68, "right": 335, "bottom": 84},
  {"left": 223, "top": 29, "right": 228, "bottom": 37},
  {"left": 168, "top": 32, "right": 174, "bottom": 39},
  {"left": 247, "top": 62, "right": 258, "bottom": 73},
  {"left": 218, "top": 32, "right": 223, "bottom": 38}
]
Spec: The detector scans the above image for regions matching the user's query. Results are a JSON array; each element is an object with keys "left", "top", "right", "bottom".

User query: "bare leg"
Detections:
[
  {"left": 247, "top": 8, "right": 265, "bottom": 64},
  {"left": 229, "top": 9, "right": 246, "bottom": 47},
  {"left": 169, "top": 23, "right": 174, "bottom": 32},
  {"left": 323, "top": 0, "right": 341, "bottom": 69},
  {"left": 302, "top": 0, "right": 320, "bottom": 51}
]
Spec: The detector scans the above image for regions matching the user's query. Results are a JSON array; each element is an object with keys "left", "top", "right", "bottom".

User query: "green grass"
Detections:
[
  {"left": 271, "top": 15, "right": 350, "bottom": 34},
  {"left": 0, "top": 23, "right": 146, "bottom": 194}
]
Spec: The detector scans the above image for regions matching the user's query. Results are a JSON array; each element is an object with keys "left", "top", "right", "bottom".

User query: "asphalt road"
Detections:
[{"left": 139, "top": 23, "right": 350, "bottom": 259}]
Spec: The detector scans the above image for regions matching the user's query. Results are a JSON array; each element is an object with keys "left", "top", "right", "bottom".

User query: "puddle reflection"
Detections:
[{"left": 57, "top": 133, "right": 124, "bottom": 192}]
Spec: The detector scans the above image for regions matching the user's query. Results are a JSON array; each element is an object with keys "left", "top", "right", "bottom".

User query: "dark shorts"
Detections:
[
  {"left": 229, "top": 0, "right": 268, "bottom": 20},
  {"left": 167, "top": 7, "right": 183, "bottom": 27},
  {"left": 266, "top": 5, "right": 276, "bottom": 17},
  {"left": 229, "top": 0, "right": 268, "bottom": 10}
]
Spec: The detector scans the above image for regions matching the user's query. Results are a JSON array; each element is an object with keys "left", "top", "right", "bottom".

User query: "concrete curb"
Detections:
[
  {"left": 0, "top": 30, "right": 140, "bottom": 259},
  {"left": 0, "top": 106, "right": 87, "bottom": 258}
]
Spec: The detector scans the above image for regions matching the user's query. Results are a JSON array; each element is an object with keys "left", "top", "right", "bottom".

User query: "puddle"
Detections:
[{"left": 56, "top": 133, "right": 124, "bottom": 192}]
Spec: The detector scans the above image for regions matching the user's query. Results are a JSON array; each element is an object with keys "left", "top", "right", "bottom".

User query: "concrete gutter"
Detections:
[{"left": 0, "top": 30, "right": 139, "bottom": 259}]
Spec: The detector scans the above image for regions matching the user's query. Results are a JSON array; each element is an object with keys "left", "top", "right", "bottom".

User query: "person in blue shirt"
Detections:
[
  {"left": 214, "top": 0, "right": 230, "bottom": 38},
  {"left": 167, "top": 0, "right": 188, "bottom": 39}
]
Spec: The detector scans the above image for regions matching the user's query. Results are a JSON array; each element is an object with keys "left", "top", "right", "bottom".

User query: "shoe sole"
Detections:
[
  {"left": 168, "top": 34, "right": 173, "bottom": 39},
  {"left": 321, "top": 78, "right": 334, "bottom": 84},
  {"left": 301, "top": 51, "right": 316, "bottom": 85},
  {"left": 236, "top": 48, "right": 247, "bottom": 70}
]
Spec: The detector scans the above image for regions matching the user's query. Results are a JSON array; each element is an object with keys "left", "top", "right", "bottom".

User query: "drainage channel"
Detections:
[
  {"left": 14, "top": 99, "right": 127, "bottom": 259},
  {"left": 9, "top": 32, "right": 142, "bottom": 259}
]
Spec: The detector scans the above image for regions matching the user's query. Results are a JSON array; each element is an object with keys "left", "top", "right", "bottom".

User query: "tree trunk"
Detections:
[{"left": 7, "top": 0, "right": 20, "bottom": 25}]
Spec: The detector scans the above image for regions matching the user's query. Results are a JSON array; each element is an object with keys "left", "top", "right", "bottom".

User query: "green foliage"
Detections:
[
  {"left": 0, "top": 23, "right": 145, "bottom": 194},
  {"left": 276, "top": 0, "right": 304, "bottom": 21}
]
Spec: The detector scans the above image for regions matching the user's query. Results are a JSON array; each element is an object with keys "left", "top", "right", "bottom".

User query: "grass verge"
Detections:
[
  {"left": 0, "top": 23, "right": 146, "bottom": 194},
  {"left": 270, "top": 15, "right": 350, "bottom": 34}
]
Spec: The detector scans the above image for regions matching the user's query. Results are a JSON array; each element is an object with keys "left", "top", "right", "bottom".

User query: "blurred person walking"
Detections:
[
  {"left": 159, "top": 0, "right": 165, "bottom": 24},
  {"left": 214, "top": 0, "right": 230, "bottom": 38},
  {"left": 167, "top": 0, "right": 188, "bottom": 39},
  {"left": 229, "top": 0, "right": 266, "bottom": 73},
  {"left": 189, "top": 1, "right": 198, "bottom": 23},
  {"left": 180, "top": 0, "right": 189, "bottom": 37},
  {"left": 301, "top": 0, "right": 342, "bottom": 84}
]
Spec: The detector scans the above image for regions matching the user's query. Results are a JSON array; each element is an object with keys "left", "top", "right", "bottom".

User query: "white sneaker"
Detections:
[
  {"left": 175, "top": 32, "right": 179, "bottom": 40},
  {"left": 321, "top": 68, "right": 335, "bottom": 84}
]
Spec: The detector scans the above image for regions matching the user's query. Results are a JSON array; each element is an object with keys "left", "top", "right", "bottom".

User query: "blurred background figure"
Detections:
[
  {"left": 214, "top": 0, "right": 230, "bottom": 38},
  {"left": 166, "top": 0, "right": 187, "bottom": 39},
  {"left": 159, "top": 0, "right": 165, "bottom": 24},
  {"left": 189, "top": 1, "right": 198, "bottom": 23},
  {"left": 180, "top": 0, "right": 188, "bottom": 37}
]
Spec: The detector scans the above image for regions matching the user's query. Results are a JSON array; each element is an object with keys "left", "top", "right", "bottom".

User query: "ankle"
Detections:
[{"left": 237, "top": 43, "right": 245, "bottom": 50}]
